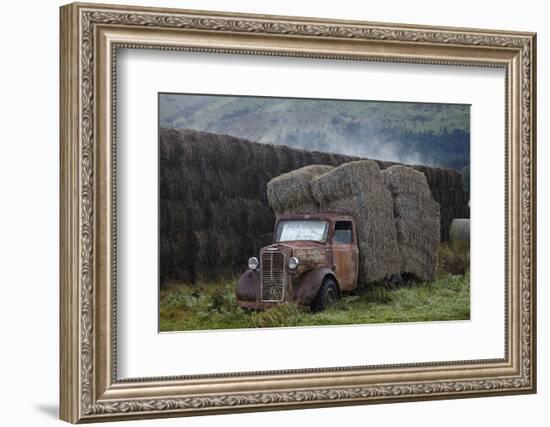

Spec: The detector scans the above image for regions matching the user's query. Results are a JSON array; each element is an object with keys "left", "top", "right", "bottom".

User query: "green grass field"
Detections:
[{"left": 159, "top": 270, "right": 470, "bottom": 332}]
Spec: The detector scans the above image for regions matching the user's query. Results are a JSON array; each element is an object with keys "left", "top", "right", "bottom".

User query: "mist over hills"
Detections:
[{"left": 159, "top": 94, "right": 470, "bottom": 170}]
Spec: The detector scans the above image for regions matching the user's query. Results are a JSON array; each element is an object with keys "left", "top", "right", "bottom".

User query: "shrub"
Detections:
[
  {"left": 365, "top": 286, "right": 395, "bottom": 304},
  {"left": 436, "top": 243, "right": 469, "bottom": 277},
  {"left": 206, "top": 284, "right": 236, "bottom": 313}
]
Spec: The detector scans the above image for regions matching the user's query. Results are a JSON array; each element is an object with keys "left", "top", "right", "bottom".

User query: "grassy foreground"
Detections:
[{"left": 160, "top": 272, "right": 470, "bottom": 332}]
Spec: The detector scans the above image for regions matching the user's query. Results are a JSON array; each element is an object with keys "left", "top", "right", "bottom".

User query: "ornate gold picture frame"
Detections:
[{"left": 60, "top": 2, "right": 536, "bottom": 423}]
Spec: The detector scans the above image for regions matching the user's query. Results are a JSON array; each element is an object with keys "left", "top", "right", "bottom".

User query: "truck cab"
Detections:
[{"left": 236, "top": 213, "right": 359, "bottom": 311}]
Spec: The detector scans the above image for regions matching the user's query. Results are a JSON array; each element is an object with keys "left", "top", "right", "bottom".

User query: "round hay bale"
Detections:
[{"left": 450, "top": 218, "right": 470, "bottom": 243}]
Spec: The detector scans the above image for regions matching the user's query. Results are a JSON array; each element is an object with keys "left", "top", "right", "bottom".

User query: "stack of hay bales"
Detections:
[
  {"left": 160, "top": 127, "right": 467, "bottom": 286},
  {"left": 267, "top": 160, "right": 402, "bottom": 283},
  {"left": 267, "top": 165, "right": 335, "bottom": 214},
  {"left": 266, "top": 161, "right": 441, "bottom": 283},
  {"left": 159, "top": 128, "right": 360, "bottom": 286},
  {"left": 381, "top": 165, "right": 440, "bottom": 281},
  {"left": 413, "top": 165, "right": 469, "bottom": 243}
]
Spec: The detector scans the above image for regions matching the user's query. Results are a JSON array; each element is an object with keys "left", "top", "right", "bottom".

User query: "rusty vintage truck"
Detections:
[{"left": 235, "top": 213, "right": 360, "bottom": 312}]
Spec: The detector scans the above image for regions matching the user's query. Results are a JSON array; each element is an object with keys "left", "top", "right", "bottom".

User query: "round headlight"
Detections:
[
  {"left": 288, "top": 256, "right": 299, "bottom": 270},
  {"left": 248, "top": 257, "right": 259, "bottom": 271}
]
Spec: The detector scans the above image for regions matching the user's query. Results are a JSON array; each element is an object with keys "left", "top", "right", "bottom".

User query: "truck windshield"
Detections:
[{"left": 275, "top": 220, "right": 328, "bottom": 242}]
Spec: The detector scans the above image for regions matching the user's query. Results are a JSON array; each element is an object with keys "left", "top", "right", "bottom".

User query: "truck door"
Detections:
[{"left": 331, "top": 220, "right": 359, "bottom": 291}]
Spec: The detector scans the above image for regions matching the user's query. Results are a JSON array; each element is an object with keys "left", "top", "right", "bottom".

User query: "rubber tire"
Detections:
[
  {"left": 389, "top": 273, "right": 404, "bottom": 289},
  {"left": 311, "top": 277, "right": 339, "bottom": 312}
]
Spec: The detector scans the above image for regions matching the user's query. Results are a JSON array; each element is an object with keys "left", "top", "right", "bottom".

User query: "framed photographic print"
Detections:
[{"left": 59, "top": 2, "right": 537, "bottom": 423}]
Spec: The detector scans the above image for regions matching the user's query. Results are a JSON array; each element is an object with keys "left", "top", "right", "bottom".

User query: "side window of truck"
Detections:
[{"left": 334, "top": 221, "right": 353, "bottom": 244}]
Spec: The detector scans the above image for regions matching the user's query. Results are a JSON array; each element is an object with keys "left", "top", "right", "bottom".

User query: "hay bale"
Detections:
[
  {"left": 311, "top": 160, "right": 401, "bottom": 283},
  {"left": 381, "top": 165, "right": 440, "bottom": 281},
  {"left": 450, "top": 218, "right": 470, "bottom": 246},
  {"left": 267, "top": 165, "right": 335, "bottom": 214},
  {"left": 412, "top": 165, "right": 469, "bottom": 242}
]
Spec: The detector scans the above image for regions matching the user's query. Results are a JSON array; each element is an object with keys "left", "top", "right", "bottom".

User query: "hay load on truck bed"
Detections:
[{"left": 236, "top": 160, "right": 440, "bottom": 312}]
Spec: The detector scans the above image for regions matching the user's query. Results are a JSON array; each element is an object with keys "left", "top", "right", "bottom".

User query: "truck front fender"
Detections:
[
  {"left": 292, "top": 268, "right": 338, "bottom": 306},
  {"left": 236, "top": 269, "right": 261, "bottom": 302},
  {"left": 236, "top": 270, "right": 284, "bottom": 311}
]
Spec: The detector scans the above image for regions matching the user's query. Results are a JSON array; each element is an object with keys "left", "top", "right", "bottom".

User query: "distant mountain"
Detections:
[{"left": 159, "top": 94, "right": 470, "bottom": 170}]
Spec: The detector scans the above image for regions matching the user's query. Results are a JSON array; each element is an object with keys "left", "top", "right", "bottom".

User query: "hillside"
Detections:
[{"left": 160, "top": 94, "right": 470, "bottom": 170}]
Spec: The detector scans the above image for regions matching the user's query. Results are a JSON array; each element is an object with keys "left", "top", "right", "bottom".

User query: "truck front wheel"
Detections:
[{"left": 311, "top": 277, "right": 339, "bottom": 312}]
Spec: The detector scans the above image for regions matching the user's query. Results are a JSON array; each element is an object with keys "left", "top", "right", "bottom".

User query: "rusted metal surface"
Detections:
[
  {"left": 292, "top": 247, "right": 326, "bottom": 266},
  {"left": 331, "top": 247, "right": 358, "bottom": 291},
  {"left": 259, "top": 244, "right": 291, "bottom": 303},
  {"left": 236, "top": 269, "right": 287, "bottom": 311},
  {"left": 330, "top": 220, "right": 359, "bottom": 291},
  {"left": 260, "top": 249, "right": 287, "bottom": 302},
  {"left": 235, "top": 270, "right": 260, "bottom": 302},
  {"left": 292, "top": 268, "right": 337, "bottom": 305},
  {"left": 236, "top": 212, "right": 360, "bottom": 310}
]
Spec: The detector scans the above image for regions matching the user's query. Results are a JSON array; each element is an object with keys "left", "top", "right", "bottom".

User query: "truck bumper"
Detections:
[{"left": 236, "top": 300, "right": 280, "bottom": 311}]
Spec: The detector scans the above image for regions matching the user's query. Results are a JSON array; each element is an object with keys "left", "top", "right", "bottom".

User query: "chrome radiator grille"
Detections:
[{"left": 261, "top": 251, "right": 285, "bottom": 302}]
